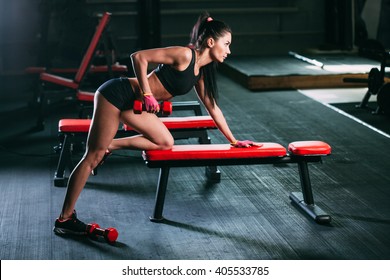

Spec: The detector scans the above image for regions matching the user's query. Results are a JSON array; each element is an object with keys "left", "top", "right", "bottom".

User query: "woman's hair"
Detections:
[{"left": 189, "top": 12, "right": 231, "bottom": 106}]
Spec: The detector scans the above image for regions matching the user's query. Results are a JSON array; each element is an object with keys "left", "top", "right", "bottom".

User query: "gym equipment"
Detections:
[
  {"left": 377, "top": 83, "right": 390, "bottom": 116},
  {"left": 54, "top": 115, "right": 218, "bottom": 187},
  {"left": 34, "top": 12, "right": 112, "bottom": 130},
  {"left": 87, "top": 223, "right": 118, "bottom": 244},
  {"left": 288, "top": 51, "right": 324, "bottom": 69},
  {"left": 343, "top": 67, "right": 384, "bottom": 110},
  {"left": 343, "top": 40, "right": 389, "bottom": 112},
  {"left": 25, "top": 65, "right": 127, "bottom": 78},
  {"left": 133, "top": 100, "right": 172, "bottom": 115},
  {"left": 143, "top": 141, "right": 332, "bottom": 224}
]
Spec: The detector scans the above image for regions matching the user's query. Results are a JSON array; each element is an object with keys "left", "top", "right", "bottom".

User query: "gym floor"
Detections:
[{"left": 1, "top": 71, "right": 390, "bottom": 260}]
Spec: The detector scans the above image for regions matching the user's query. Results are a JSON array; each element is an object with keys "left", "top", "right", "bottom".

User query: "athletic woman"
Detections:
[{"left": 53, "top": 12, "right": 257, "bottom": 235}]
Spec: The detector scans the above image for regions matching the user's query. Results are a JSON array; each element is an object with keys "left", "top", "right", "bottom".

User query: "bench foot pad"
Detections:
[
  {"left": 290, "top": 192, "right": 331, "bottom": 224},
  {"left": 149, "top": 216, "right": 166, "bottom": 223},
  {"left": 205, "top": 166, "right": 221, "bottom": 182},
  {"left": 54, "top": 175, "right": 67, "bottom": 187}
]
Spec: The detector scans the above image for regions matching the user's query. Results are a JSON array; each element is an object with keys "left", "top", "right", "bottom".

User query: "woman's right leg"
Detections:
[{"left": 58, "top": 92, "right": 121, "bottom": 221}]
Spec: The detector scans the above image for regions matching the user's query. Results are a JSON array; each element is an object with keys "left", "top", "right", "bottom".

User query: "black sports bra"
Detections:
[{"left": 154, "top": 48, "right": 201, "bottom": 96}]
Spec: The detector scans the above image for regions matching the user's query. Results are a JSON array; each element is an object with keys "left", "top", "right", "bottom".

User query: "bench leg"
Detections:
[
  {"left": 198, "top": 134, "right": 221, "bottom": 182},
  {"left": 150, "top": 167, "right": 170, "bottom": 222},
  {"left": 205, "top": 166, "right": 221, "bottom": 182},
  {"left": 33, "top": 82, "right": 46, "bottom": 131},
  {"left": 53, "top": 134, "right": 72, "bottom": 187},
  {"left": 289, "top": 160, "right": 331, "bottom": 224},
  {"left": 171, "top": 101, "right": 203, "bottom": 116}
]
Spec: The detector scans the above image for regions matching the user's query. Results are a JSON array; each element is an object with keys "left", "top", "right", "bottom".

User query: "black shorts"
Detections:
[{"left": 97, "top": 77, "right": 136, "bottom": 111}]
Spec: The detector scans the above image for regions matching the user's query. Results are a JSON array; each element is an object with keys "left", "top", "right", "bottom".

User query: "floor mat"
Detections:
[
  {"left": 330, "top": 101, "right": 390, "bottom": 135},
  {"left": 2, "top": 76, "right": 390, "bottom": 260}
]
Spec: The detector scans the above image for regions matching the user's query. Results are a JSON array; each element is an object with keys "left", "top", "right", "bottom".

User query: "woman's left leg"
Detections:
[{"left": 107, "top": 110, "right": 174, "bottom": 152}]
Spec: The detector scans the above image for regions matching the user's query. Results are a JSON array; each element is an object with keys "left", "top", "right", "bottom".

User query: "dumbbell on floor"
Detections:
[
  {"left": 87, "top": 223, "right": 118, "bottom": 244},
  {"left": 133, "top": 100, "right": 172, "bottom": 116}
]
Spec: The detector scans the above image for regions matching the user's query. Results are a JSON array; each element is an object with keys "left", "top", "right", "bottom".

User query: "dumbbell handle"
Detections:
[
  {"left": 87, "top": 223, "right": 118, "bottom": 243},
  {"left": 133, "top": 100, "right": 172, "bottom": 115}
]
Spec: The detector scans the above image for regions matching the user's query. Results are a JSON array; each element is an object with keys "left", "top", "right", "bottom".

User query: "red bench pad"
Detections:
[
  {"left": 40, "top": 73, "right": 79, "bottom": 89},
  {"left": 288, "top": 141, "right": 331, "bottom": 156},
  {"left": 59, "top": 116, "right": 217, "bottom": 133},
  {"left": 89, "top": 64, "right": 128, "bottom": 72},
  {"left": 124, "top": 116, "right": 216, "bottom": 131},
  {"left": 77, "top": 90, "right": 95, "bottom": 102},
  {"left": 59, "top": 119, "right": 92, "bottom": 133},
  {"left": 26, "top": 65, "right": 127, "bottom": 75},
  {"left": 143, "top": 143, "right": 287, "bottom": 161}
]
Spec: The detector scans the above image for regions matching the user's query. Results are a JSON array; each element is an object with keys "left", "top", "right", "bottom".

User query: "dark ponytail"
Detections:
[{"left": 189, "top": 12, "right": 231, "bottom": 106}]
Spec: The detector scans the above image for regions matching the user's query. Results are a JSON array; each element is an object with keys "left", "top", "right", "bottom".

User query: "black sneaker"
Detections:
[{"left": 53, "top": 210, "right": 88, "bottom": 236}]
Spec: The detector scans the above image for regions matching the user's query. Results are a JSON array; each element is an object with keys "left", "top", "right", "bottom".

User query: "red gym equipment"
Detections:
[
  {"left": 87, "top": 223, "right": 118, "bottom": 244},
  {"left": 133, "top": 100, "right": 172, "bottom": 115}
]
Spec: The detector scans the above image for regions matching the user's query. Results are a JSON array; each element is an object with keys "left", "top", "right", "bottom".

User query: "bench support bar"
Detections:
[
  {"left": 150, "top": 167, "right": 170, "bottom": 222},
  {"left": 289, "top": 192, "right": 331, "bottom": 224},
  {"left": 148, "top": 156, "right": 331, "bottom": 224}
]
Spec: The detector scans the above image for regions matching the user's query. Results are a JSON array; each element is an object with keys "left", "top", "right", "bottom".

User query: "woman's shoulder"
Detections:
[
  {"left": 162, "top": 46, "right": 193, "bottom": 66},
  {"left": 165, "top": 46, "right": 193, "bottom": 56}
]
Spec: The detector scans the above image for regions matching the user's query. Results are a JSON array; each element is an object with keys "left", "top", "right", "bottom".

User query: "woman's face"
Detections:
[{"left": 209, "top": 32, "right": 231, "bottom": 63}]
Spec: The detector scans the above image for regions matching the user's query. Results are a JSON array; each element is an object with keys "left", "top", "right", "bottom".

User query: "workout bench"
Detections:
[
  {"left": 54, "top": 115, "right": 219, "bottom": 187},
  {"left": 34, "top": 12, "right": 113, "bottom": 129},
  {"left": 143, "top": 141, "right": 332, "bottom": 224}
]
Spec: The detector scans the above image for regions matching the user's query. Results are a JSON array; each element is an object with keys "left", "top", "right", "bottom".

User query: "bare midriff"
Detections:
[{"left": 127, "top": 71, "right": 174, "bottom": 101}]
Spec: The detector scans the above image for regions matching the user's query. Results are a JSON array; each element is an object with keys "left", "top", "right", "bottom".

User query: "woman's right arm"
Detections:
[{"left": 130, "top": 47, "right": 190, "bottom": 94}]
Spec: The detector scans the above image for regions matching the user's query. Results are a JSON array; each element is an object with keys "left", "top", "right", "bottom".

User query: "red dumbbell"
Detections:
[
  {"left": 87, "top": 223, "right": 118, "bottom": 244},
  {"left": 133, "top": 100, "right": 172, "bottom": 116}
]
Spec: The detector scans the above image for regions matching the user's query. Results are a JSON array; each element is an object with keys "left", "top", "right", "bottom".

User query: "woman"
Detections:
[{"left": 53, "top": 12, "right": 257, "bottom": 235}]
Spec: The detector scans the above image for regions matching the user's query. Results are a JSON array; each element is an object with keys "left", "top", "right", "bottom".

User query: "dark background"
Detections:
[{"left": 0, "top": 0, "right": 389, "bottom": 74}]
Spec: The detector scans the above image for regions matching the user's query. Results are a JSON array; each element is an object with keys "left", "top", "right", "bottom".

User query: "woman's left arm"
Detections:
[{"left": 194, "top": 78, "right": 260, "bottom": 148}]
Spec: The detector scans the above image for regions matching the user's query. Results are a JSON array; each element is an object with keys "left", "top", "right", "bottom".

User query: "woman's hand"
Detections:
[
  {"left": 143, "top": 93, "right": 159, "bottom": 113},
  {"left": 231, "top": 140, "right": 263, "bottom": 148}
]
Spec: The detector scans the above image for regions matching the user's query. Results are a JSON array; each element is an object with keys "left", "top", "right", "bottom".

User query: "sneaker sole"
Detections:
[{"left": 53, "top": 226, "right": 87, "bottom": 236}]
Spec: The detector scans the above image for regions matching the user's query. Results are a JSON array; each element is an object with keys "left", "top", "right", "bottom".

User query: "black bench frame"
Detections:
[
  {"left": 54, "top": 101, "right": 220, "bottom": 187},
  {"left": 144, "top": 154, "right": 331, "bottom": 224}
]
